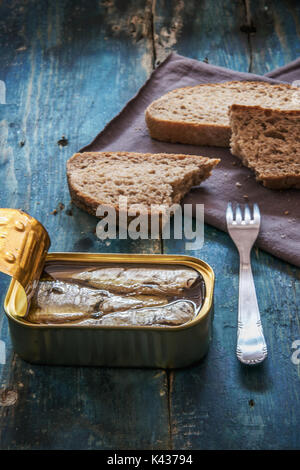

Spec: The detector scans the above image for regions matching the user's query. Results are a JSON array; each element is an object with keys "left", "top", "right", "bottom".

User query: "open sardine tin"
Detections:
[{"left": 0, "top": 209, "right": 215, "bottom": 368}]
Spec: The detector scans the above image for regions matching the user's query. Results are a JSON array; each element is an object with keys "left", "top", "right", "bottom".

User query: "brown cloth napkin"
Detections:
[{"left": 81, "top": 53, "right": 300, "bottom": 267}]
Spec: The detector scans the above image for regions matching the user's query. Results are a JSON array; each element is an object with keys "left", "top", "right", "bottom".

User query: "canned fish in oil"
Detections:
[{"left": 0, "top": 209, "right": 214, "bottom": 368}]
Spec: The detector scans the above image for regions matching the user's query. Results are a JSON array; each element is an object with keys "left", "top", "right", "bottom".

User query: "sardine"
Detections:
[
  {"left": 97, "top": 300, "right": 195, "bottom": 327},
  {"left": 27, "top": 310, "right": 94, "bottom": 324},
  {"left": 72, "top": 267, "right": 199, "bottom": 295},
  {"left": 27, "top": 280, "right": 168, "bottom": 324},
  {"left": 27, "top": 280, "right": 106, "bottom": 324},
  {"left": 101, "top": 294, "right": 168, "bottom": 313}
]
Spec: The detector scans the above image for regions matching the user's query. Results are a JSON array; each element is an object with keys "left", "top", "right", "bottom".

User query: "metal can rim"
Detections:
[{"left": 4, "top": 252, "right": 214, "bottom": 332}]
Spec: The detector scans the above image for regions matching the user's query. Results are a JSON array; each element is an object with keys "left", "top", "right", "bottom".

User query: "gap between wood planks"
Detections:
[
  {"left": 146, "top": 0, "right": 255, "bottom": 449},
  {"left": 242, "top": 0, "right": 255, "bottom": 73},
  {"left": 150, "top": 0, "right": 255, "bottom": 71}
]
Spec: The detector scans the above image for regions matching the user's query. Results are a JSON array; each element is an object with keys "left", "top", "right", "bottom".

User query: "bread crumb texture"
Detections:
[
  {"left": 145, "top": 81, "right": 300, "bottom": 147},
  {"left": 229, "top": 105, "right": 300, "bottom": 189},
  {"left": 67, "top": 151, "right": 220, "bottom": 216}
]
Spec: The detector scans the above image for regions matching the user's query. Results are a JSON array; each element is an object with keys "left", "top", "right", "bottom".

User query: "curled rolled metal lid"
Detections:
[{"left": 0, "top": 209, "right": 50, "bottom": 316}]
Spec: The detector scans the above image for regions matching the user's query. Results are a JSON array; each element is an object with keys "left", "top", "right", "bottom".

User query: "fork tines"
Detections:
[{"left": 226, "top": 203, "right": 260, "bottom": 226}]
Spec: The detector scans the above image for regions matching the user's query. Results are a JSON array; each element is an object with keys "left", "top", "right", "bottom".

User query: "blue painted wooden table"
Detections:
[{"left": 0, "top": 0, "right": 299, "bottom": 450}]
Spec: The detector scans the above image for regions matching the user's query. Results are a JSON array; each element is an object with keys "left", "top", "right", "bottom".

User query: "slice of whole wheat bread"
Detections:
[
  {"left": 67, "top": 151, "right": 220, "bottom": 216},
  {"left": 145, "top": 81, "right": 300, "bottom": 147},
  {"left": 229, "top": 104, "right": 300, "bottom": 189}
]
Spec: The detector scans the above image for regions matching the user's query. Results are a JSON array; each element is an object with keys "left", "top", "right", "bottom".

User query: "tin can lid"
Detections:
[{"left": 0, "top": 209, "right": 50, "bottom": 315}]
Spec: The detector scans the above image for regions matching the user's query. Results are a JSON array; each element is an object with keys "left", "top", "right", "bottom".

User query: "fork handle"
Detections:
[{"left": 237, "top": 256, "right": 267, "bottom": 365}]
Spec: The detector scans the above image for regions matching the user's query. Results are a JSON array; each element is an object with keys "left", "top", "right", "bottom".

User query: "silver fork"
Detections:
[{"left": 226, "top": 203, "right": 267, "bottom": 365}]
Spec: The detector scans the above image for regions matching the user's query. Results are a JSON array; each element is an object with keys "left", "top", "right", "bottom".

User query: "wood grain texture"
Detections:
[
  {"left": 248, "top": 0, "right": 300, "bottom": 73},
  {"left": 0, "top": 0, "right": 299, "bottom": 450},
  {"left": 0, "top": 0, "right": 167, "bottom": 450},
  {"left": 153, "top": 0, "right": 250, "bottom": 71},
  {"left": 163, "top": 227, "right": 300, "bottom": 449},
  {"left": 159, "top": 0, "right": 300, "bottom": 450}
]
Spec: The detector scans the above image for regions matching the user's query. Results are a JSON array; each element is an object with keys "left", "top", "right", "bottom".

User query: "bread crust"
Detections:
[
  {"left": 67, "top": 151, "right": 220, "bottom": 217},
  {"left": 230, "top": 103, "right": 300, "bottom": 116},
  {"left": 145, "top": 111, "right": 231, "bottom": 147},
  {"left": 261, "top": 176, "right": 300, "bottom": 190},
  {"left": 229, "top": 104, "right": 300, "bottom": 189},
  {"left": 146, "top": 81, "right": 297, "bottom": 148}
]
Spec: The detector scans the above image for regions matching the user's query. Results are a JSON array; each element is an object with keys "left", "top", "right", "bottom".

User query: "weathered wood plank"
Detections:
[
  {"left": 157, "top": 0, "right": 300, "bottom": 450},
  {"left": 0, "top": 0, "right": 158, "bottom": 252},
  {"left": 0, "top": 360, "right": 170, "bottom": 449},
  {"left": 0, "top": 0, "right": 170, "bottom": 450},
  {"left": 163, "top": 227, "right": 300, "bottom": 449},
  {"left": 153, "top": 0, "right": 250, "bottom": 71},
  {"left": 0, "top": 0, "right": 300, "bottom": 451},
  {"left": 248, "top": 0, "right": 300, "bottom": 74}
]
